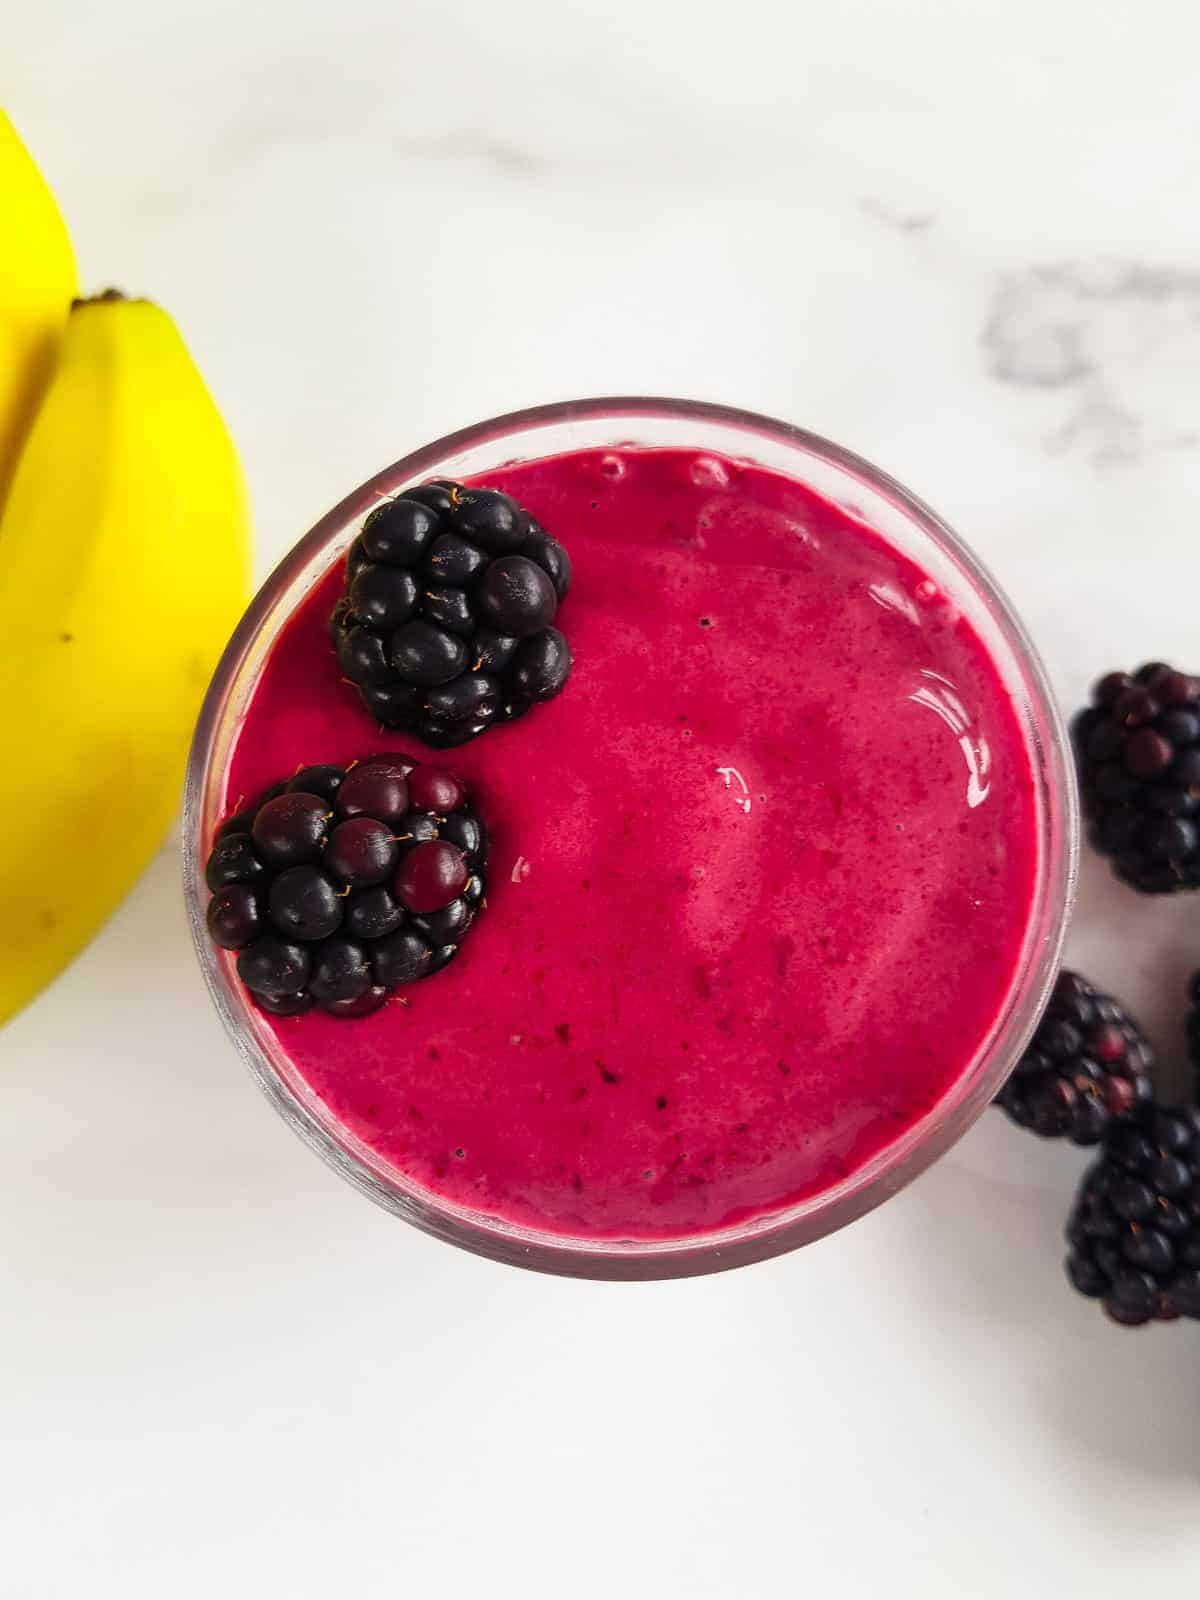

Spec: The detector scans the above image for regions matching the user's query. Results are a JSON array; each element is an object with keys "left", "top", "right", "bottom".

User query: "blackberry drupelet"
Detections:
[
  {"left": 1065, "top": 1102, "right": 1200, "bottom": 1325},
  {"left": 331, "top": 481, "right": 572, "bottom": 747},
  {"left": 996, "top": 970, "right": 1153, "bottom": 1144},
  {"left": 202, "top": 752, "right": 488, "bottom": 1018},
  {"left": 1073, "top": 661, "right": 1200, "bottom": 892}
]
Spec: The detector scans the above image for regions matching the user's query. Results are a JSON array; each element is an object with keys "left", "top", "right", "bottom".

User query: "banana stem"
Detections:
[{"left": 70, "top": 288, "right": 149, "bottom": 311}]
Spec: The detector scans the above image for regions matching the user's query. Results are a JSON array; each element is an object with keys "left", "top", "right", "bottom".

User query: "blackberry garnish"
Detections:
[
  {"left": 1073, "top": 662, "right": 1200, "bottom": 892},
  {"left": 203, "top": 753, "right": 488, "bottom": 1018},
  {"left": 331, "top": 481, "right": 572, "bottom": 747},
  {"left": 1065, "top": 1102, "right": 1200, "bottom": 1325},
  {"left": 996, "top": 970, "right": 1153, "bottom": 1144}
]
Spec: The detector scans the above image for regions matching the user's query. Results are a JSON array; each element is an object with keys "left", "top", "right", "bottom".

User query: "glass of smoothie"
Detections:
[{"left": 183, "top": 398, "right": 1077, "bottom": 1279}]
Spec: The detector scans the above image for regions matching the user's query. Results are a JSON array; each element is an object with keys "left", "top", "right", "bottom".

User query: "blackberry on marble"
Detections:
[
  {"left": 1074, "top": 662, "right": 1200, "bottom": 892},
  {"left": 203, "top": 754, "right": 488, "bottom": 1018},
  {"left": 330, "top": 479, "right": 572, "bottom": 745},
  {"left": 1065, "top": 1102, "right": 1200, "bottom": 1325},
  {"left": 996, "top": 970, "right": 1153, "bottom": 1144}
]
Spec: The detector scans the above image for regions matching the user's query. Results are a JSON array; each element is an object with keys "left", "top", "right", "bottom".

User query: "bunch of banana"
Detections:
[{"left": 0, "top": 110, "right": 252, "bottom": 1026}]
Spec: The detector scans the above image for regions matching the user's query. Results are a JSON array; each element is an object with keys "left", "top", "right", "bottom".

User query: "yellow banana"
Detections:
[
  {"left": 0, "top": 106, "right": 77, "bottom": 514},
  {"left": 0, "top": 294, "right": 252, "bottom": 1024}
]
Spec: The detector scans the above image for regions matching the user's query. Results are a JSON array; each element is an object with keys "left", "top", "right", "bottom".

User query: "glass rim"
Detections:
[{"left": 183, "top": 395, "right": 1079, "bottom": 1280}]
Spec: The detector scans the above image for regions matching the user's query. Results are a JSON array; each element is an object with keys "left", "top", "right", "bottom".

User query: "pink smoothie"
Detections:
[{"left": 220, "top": 446, "right": 1038, "bottom": 1240}]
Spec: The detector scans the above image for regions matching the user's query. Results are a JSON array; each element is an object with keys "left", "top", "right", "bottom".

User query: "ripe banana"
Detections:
[
  {"left": 0, "top": 106, "right": 77, "bottom": 514},
  {"left": 0, "top": 294, "right": 252, "bottom": 1024}
]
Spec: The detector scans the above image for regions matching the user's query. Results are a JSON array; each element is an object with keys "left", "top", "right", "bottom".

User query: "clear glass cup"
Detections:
[{"left": 183, "top": 397, "right": 1078, "bottom": 1280}]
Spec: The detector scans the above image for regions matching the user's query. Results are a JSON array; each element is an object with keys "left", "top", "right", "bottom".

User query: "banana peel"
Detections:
[
  {"left": 0, "top": 294, "right": 252, "bottom": 1024},
  {"left": 0, "top": 106, "right": 77, "bottom": 515}
]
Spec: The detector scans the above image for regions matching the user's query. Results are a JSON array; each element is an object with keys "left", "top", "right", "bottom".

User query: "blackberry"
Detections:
[
  {"left": 202, "top": 753, "right": 488, "bottom": 1018},
  {"left": 996, "top": 970, "right": 1153, "bottom": 1144},
  {"left": 331, "top": 481, "right": 572, "bottom": 746},
  {"left": 1073, "top": 662, "right": 1200, "bottom": 891},
  {"left": 1065, "top": 1102, "right": 1200, "bottom": 1325}
]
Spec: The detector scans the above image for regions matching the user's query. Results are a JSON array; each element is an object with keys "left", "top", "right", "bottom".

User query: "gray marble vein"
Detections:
[{"left": 983, "top": 262, "right": 1200, "bottom": 463}]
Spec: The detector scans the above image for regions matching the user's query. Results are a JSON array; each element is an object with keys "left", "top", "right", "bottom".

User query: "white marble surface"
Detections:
[{"left": 5, "top": 2, "right": 1200, "bottom": 1594}]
